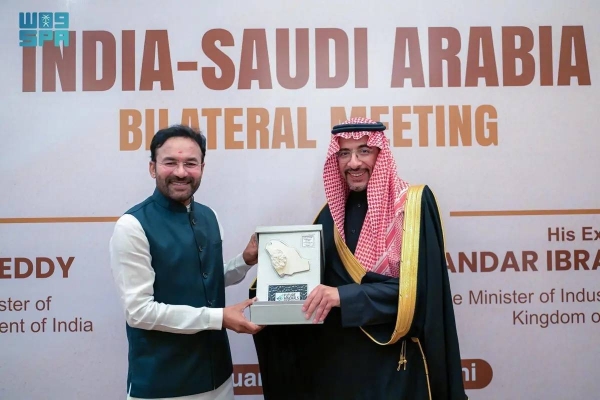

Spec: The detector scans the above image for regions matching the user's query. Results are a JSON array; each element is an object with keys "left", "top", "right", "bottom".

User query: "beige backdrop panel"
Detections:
[{"left": 1, "top": 0, "right": 599, "bottom": 399}]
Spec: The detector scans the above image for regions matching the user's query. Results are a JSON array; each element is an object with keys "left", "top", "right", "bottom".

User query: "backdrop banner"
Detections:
[{"left": 1, "top": 1, "right": 599, "bottom": 399}]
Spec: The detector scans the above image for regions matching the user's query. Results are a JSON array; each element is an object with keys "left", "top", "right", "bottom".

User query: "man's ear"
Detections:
[{"left": 149, "top": 161, "right": 156, "bottom": 178}]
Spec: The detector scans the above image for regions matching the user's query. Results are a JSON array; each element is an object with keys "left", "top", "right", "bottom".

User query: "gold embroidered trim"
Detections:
[
  {"left": 334, "top": 184, "right": 425, "bottom": 346},
  {"left": 394, "top": 184, "right": 424, "bottom": 340},
  {"left": 397, "top": 340, "right": 407, "bottom": 371},
  {"left": 334, "top": 227, "right": 366, "bottom": 283},
  {"left": 412, "top": 337, "right": 432, "bottom": 400}
]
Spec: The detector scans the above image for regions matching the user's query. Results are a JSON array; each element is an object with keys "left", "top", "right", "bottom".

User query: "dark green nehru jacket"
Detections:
[{"left": 124, "top": 189, "right": 232, "bottom": 398}]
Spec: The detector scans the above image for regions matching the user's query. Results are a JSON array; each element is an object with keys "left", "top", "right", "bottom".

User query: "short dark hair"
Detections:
[{"left": 150, "top": 125, "right": 206, "bottom": 162}]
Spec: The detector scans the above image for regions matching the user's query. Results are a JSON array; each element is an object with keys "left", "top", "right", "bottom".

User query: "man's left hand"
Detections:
[
  {"left": 242, "top": 233, "right": 258, "bottom": 265},
  {"left": 302, "top": 284, "right": 340, "bottom": 324}
]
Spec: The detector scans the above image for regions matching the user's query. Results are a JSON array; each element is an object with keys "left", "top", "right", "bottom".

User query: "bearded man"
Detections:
[
  {"left": 110, "top": 125, "right": 261, "bottom": 400},
  {"left": 251, "top": 118, "right": 468, "bottom": 400}
]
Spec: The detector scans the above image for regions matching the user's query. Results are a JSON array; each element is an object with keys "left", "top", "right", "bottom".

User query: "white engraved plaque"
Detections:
[{"left": 251, "top": 225, "right": 324, "bottom": 325}]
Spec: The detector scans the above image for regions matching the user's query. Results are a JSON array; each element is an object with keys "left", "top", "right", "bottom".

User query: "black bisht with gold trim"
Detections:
[{"left": 250, "top": 169, "right": 467, "bottom": 398}]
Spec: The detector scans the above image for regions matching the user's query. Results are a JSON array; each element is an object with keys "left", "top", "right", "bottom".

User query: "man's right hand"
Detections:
[{"left": 222, "top": 298, "right": 263, "bottom": 334}]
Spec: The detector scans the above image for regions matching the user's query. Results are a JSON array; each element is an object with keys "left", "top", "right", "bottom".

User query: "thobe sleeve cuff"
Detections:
[{"left": 338, "top": 283, "right": 364, "bottom": 327}]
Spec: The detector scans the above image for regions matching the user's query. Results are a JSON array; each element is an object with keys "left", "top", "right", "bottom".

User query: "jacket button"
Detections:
[
  {"left": 203, "top": 272, "right": 209, "bottom": 279},
  {"left": 198, "top": 245, "right": 203, "bottom": 252}
]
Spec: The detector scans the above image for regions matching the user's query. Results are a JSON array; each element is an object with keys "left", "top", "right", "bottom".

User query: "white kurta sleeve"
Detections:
[{"left": 109, "top": 214, "right": 223, "bottom": 334}]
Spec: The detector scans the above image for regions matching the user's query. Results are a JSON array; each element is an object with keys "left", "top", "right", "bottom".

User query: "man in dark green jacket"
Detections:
[{"left": 111, "top": 125, "right": 261, "bottom": 400}]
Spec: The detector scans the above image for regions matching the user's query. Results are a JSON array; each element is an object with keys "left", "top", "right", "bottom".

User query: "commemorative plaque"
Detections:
[{"left": 249, "top": 225, "right": 324, "bottom": 325}]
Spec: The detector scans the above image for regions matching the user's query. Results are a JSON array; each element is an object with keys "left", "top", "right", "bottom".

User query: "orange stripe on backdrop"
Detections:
[
  {"left": 450, "top": 209, "right": 600, "bottom": 217},
  {"left": 0, "top": 217, "right": 119, "bottom": 224},
  {"left": 1, "top": 210, "right": 599, "bottom": 223}
]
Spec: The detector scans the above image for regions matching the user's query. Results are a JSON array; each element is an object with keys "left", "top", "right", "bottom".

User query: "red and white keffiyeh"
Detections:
[{"left": 323, "top": 117, "right": 409, "bottom": 278}]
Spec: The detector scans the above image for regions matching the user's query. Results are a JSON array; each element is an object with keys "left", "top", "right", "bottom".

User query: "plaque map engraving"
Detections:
[{"left": 265, "top": 239, "right": 311, "bottom": 277}]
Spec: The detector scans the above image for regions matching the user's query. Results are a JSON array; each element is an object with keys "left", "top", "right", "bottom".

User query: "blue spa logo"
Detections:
[{"left": 19, "top": 12, "right": 70, "bottom": 47}]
